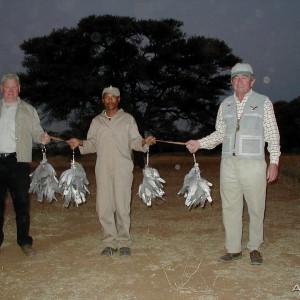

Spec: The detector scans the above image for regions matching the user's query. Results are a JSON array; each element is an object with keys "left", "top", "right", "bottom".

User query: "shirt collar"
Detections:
[
  {"left": 1, "top": 97, "right": 20, "bottom": 105},
  {"left": 234, "top": 89, "right": 253, "bottom": 103}
]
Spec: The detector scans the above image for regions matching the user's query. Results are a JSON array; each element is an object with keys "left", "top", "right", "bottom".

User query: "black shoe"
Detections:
[
  {"left": 218, "top": 252, "right": 242, "bottom": 263},
  {"left": 250, "top": 250, "right": 263, "bottom": 265},
  {"left": 119, "top": 247, "right": 131, "bottom": 256},
  {"left": 101, "top": 247, "right": 117, "bottom": 256},
  {"left": 21, "top": 244, "right": 36, "bottom": 256}
]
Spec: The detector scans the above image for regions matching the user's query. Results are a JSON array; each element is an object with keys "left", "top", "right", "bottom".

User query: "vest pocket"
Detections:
[
  {"left": 239, "top": 135, "right": 263, "bottom": 156},
  {"left": 223, "top": 134, "right": 232, "bottom": 153}
]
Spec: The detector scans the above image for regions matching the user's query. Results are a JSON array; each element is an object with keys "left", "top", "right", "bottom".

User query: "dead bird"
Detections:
[
  {"left": 29, "top": 157, "right": 59, "bottom": 203},
  {"left": 58, "top": 161, "right": 90, "bottom": 207},
  {"left": 138, "top": 165, "right": 165, "bottom": 206},
  {"left": 178, "top": 162, "right": 212, "bottom": 209}
]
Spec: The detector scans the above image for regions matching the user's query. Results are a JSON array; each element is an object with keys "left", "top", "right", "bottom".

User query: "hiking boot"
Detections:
[
  {"left": 218, "top": 252, "right": 242, "bottom": 263},
  {"left": 119, "top": 247, "right": 131, "bottom": 256},
  {"left": 250, "top": 250, "right": 263, "bottom": 265},
  {"left": 101, "top": 247, "right": 117, "bottom": 256}
]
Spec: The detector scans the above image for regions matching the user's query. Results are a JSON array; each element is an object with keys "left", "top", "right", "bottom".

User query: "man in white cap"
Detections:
[
  {"left": 67, "top": 86, "right": 156, "bottom": 256},
  {"left": 185, "top": 63, "right": 280, "bottom": 265}
]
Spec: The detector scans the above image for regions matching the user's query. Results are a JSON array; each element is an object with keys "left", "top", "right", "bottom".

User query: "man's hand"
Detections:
[
  {"left": 267, "top": 163, "right": 278, "bottom": 183},
  {"left": 67, "top": 138, "right": 82, "bottom": 149},
  {"left": 143, "top": 136, "right": 156, "bottom": 147},
  {"left": 40, "top": 132, "right": 51, "bottom": 145},
  {"left": 185, "top": 140, "right": 201, "bottom": 153}
]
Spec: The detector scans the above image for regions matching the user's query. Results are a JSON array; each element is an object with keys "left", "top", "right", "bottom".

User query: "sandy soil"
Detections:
[{"left": 1, "top": 153, "right": 299, "bottom": 300}]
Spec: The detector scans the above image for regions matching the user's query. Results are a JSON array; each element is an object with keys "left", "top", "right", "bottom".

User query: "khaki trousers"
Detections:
[
  {"left": 96, "top": 158, "right": 133, "bottom": 249},
  {"left": 220, "top": 157, "right": 267, "bottom": 253}
]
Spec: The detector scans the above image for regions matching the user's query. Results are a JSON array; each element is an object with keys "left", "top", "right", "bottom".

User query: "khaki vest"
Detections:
[{"left": 221, "top": 92, "right": 266, "bottom": 160}]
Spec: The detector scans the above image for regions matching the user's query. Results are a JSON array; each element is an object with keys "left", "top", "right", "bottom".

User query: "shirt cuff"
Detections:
[{"left": 270, "top": 156, "right": 280, "bottom": 165}]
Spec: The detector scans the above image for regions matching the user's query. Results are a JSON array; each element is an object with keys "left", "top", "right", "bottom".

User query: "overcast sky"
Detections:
[{"left": 0, "top": 0, "right": 299, "bottom": 103}]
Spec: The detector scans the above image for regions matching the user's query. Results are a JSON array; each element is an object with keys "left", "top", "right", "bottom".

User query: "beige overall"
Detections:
[{"left": 80, "top": 109, "right": 147, "bottom": 248}]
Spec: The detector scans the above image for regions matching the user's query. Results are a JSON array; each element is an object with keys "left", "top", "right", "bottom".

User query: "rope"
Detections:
[
  {"left": 156, "top": 139, "right": 185, "bottom": 145},
  {"left": 50, "top": 136, "right": 66, "bottom": 142},
  {"left": 42, "top": 145, "right": 47, "bottom": 161},
  {"left": 50, "top": 136, "right": 186, "bottom": 147},
  {"left": 146, "top": 148, "right": 149, "bottom": 166},
  {"left": 72, "top": 149, "right": 75, "bottom": 165}
]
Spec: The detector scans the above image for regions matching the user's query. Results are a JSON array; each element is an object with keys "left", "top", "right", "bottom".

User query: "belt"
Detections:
[{"left": 0, "top": 152, "right": 16, "bottom": 158}]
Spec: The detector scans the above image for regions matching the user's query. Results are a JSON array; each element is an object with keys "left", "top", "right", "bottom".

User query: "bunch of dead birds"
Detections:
[
  {"left": 178, "top": 162, "right": 213, "bottom": 209},
  {"left": 58, "top": 161, "right": 90, "bottom": 207},
  {"left": 30, "top": 144, "right": 212, "bottom": 210},
  {"left": 138, "top": 165, "right": 166, "bottom": 206},
  {"left": 137, "top": 140, "right": 213, "bottom": 208},
  {"left": 29, "top": 159, "right": 90, "bottom": 207},
  {"left": 29, "top": 158, "right": 60, "bottom": 203}
]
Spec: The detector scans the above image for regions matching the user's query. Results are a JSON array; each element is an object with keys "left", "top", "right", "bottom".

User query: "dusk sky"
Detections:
[{"left": 0, "top": 0, "right": 299, "bottom": 104}]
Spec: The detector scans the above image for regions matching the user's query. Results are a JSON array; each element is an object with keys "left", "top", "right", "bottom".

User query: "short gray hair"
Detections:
[{"left": 1, "top": 73, "right": 20, "bottom": 85}]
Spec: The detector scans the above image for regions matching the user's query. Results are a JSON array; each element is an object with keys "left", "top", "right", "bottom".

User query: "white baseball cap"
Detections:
[
  {"left": 231, "top": 63, "right": 254, "bottom": 78},
  {"left": 102, "top": 86, "right": 120, "bottom": 97}
]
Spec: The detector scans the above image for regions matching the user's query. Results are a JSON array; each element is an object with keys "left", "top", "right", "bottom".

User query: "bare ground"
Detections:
[{"left": 1, "top": 154, "right": 299, "bottom": 300}]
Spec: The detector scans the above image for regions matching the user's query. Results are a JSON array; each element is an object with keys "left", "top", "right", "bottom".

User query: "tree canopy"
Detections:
[
  {"left": 273, "top": 97, "right": 300, "bottom": 153},
  {"left": 19, "top": 15, "right": 240, "bottom": 139}
]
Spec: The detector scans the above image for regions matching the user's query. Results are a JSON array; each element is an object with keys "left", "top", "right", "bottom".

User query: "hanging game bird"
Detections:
[
  {"left": 138, "top": 148, "right": 166, "bottom": 206},
  {"left": 58, "top": 161, "right": 90, "bottom": 207},
  {"left": 178, "top": 158, "right": 213, "bottom": 209},
  {"left": 29, "top": 147, "right": 60, "bottom": 203},
  {"left": 138, "top": 165, "right": 166, "bottom": 206}
]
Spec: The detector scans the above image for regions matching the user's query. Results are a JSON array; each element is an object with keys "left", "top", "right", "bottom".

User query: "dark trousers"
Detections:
[{"left": 0, "top": 156, "right": 33, "bottom": 247}]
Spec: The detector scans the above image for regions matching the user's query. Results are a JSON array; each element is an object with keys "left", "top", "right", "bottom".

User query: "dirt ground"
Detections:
[{"left": 0, "top": 153, "right": 299, "bottom": 300}]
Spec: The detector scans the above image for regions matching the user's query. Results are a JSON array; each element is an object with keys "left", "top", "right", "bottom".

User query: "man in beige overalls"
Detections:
[{"left": 68, "top": 86, "right": 156, "bottom": 256}]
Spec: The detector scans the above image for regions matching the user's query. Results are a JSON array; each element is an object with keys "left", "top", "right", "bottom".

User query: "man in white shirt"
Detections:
[
  {"left": 186, "top": 63, "right": 280, "bottom": 265},
  {"left": 0, "top": 73, "right": 50, "bottom": 256}
]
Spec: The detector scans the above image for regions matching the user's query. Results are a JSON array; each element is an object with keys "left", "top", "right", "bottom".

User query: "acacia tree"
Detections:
[{"left": 19, "top": 15, "right": 240, "bottom": 139}]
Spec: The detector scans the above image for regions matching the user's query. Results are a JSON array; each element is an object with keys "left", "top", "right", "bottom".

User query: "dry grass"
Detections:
[{"left": 1, "top": 153, "right": 299, "bottom": 300}]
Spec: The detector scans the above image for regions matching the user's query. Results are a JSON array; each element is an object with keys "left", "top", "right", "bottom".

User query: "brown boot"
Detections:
[
  {"left": 250, "top": 250, "right": 263, "bottom": 265},
  {"left": 218, "top": 252, "right": 242, "bottom": 263}
]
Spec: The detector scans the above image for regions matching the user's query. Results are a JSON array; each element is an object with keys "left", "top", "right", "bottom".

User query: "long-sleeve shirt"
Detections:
[
  {"left": 0, "top": 98, "right": 44, "bottom": 162},
  {"left": 198, "top": 90, "right": 281, "bottom": 165}
]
